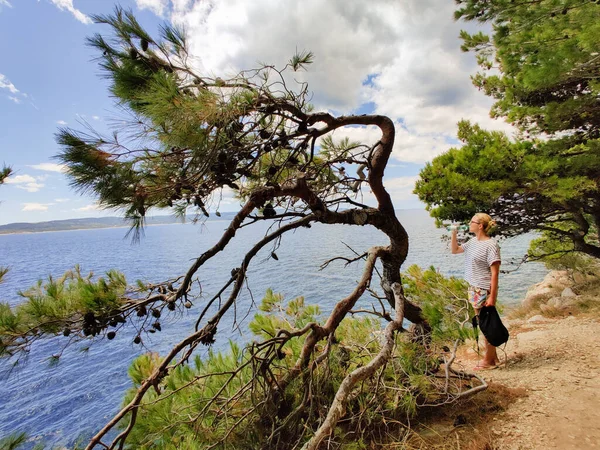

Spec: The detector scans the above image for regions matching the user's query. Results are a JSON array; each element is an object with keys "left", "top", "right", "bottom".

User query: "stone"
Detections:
[
  {"left": 527, "top": 315, "right": 551, "bottom": 323},
  {"left": 561, "top": 287, "right": 576, "bottom": 297},
  {"left": 504, "top": 319, "right": 524, "bottom": 328},
  {"left": 546, "top": 297, "right": 576, "bottom": 309},
  {"left": 522, "top": 270, "right": 571, "bottom": 308}
]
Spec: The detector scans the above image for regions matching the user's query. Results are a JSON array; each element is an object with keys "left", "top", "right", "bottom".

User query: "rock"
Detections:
[
  {"left": 561, "top": 287, "right": 576, "bottom": 297},
  {"left": 527, "top": 315, "right": 551, "bottom": 323},
  {"left": 547, "top": 296, "right": 576, "bottom": 309},
  {"left": 522, "top": 270, "right": 571, "bottom": 308},
  {"left": 505, "top": 319, "right": 524, "bottom": 328},
  {"left": 572, "top": 271, "right": 600, "bottom": 284}
]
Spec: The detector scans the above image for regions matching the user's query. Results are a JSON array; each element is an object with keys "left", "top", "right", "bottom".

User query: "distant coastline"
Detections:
[{"left": 0, "top": 214, "right": 236, "bottom": 235}]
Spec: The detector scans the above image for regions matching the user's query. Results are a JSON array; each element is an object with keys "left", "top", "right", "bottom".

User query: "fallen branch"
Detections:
[{"left": 302, "top": 282, "right": 405, "bottom": 450}]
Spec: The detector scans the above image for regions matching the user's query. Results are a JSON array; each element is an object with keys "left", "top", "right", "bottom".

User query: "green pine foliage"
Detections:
[
  {"left": 0, "top": 433, "right": 28, "bottom": 450},
  {"left": 0, "top": 432, "right": 45, "bottom": 450},
  {"left": 529, "top": 226, "right": 600, "bottom": 272},
  {"left": 117, "top": 268, "right": 476, "bottom": 449},
  {"left": 403, "top": 265, "right": 474, "bottom": 343},
  {"left": 0, "top": 266, "right": 127, "bottom": 357},
  {"left": 0, "top": 165, "right": 11, "bottom": 185}
]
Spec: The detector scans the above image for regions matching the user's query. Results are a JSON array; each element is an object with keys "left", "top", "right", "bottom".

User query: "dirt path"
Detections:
[{"left": 465, "top": 315, "right": 600, "bottom": 449}]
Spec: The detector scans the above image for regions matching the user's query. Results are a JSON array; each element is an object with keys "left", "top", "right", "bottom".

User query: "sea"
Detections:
[{"left": 0, "top": 209, "right": 547, "bottom": 448}]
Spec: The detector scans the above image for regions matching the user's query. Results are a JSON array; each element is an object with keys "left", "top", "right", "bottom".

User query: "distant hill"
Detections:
[{"left": 0, "top": 213, "right": 237, "bottom": 235}]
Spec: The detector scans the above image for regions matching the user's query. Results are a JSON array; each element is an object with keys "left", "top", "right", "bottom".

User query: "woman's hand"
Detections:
[{"left": 484, "top": 296, "right": 496, "bottom": 307}]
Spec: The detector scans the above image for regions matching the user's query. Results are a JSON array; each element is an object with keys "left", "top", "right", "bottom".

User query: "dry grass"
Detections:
[{"left": 368, "top": 383, "right": 527, "bottom": 450}]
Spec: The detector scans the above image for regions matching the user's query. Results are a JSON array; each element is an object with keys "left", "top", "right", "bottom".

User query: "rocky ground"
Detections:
[
  {"left": 412, "top": 270, "right": 600, "bottom": 450},
  {"left": 471, "top": 315, "right": 600, "bottom": 449}
]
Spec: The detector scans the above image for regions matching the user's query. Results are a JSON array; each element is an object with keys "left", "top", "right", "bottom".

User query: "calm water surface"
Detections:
[{"left": 0, "top": 210, "right": 547, "bottom": 447}]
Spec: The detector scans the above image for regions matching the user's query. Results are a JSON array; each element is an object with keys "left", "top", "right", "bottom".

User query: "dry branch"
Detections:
[{"left": 302, "top": 282, "right": 406, "bottom": 450}]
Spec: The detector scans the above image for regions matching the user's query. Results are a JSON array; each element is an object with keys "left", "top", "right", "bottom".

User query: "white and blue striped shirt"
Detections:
[{"left": 461, "top": 238, "right": 501, "bottom": 290}]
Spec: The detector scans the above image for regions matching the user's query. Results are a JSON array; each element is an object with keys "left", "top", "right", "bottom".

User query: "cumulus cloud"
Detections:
[
  {"left": 317, "top": 121, "right": 453, "bottom": 165},
  {"left": 171, "top": 0, "right": 405, "bottom": 112},
  {"left": 358, "top": 175, "right": 421, "bottom": 209},
  {"left": 4, "top": 174, "right": 45, "bottom": 192},
  {"left": 28, "top": 163, "right": 67, "bottom": 173},
  {"left": 57, "top": 120, "right": 68, "bottom": 125},
  {"left": 5, "top": 174, "right": 36, "bottom": 184},
  {"left": 18, "top": 183, "right": 44, "bottom": 193},
  {"left": 49, "top": 0, "right": 92, "bottom": 24},
  {"left": 75, "top": 204, "right": 100, "bottom": 212},
  {"left": 136, "top": 0, "right": 169, "bottom": 17},
  {"left": 23, "top": 203, "right": 54, "bottom": 212},
  {"left": 383, "top": 176, "right": 420, "bottom": 201},
  {"left": 54, "top": 198, "right": 70, "bottom": 203},
  {"left": 167, "top": 0, "right": 513, "bottom": 165}
]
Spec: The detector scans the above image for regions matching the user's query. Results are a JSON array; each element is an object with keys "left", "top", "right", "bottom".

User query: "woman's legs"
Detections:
[{"left": 481, "top": 335, "right": 498, "bottom": 367}]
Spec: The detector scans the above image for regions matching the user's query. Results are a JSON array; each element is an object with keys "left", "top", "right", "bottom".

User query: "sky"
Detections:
[{"left": 0, "top": 0, "right": 514, "bottom": 225}]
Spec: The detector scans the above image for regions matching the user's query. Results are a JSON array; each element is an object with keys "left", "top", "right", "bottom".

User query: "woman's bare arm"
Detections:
[
  {"left": 486, "top": 262, "right": 500, "bottom": 306},
  {"left": 451, "top": 228, "right": 463, "bottom": 254}
]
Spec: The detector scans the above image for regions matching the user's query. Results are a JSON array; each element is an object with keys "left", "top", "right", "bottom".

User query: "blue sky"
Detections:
[
  {"left": 0, "top": 1, "right": 161, "bottom": 224},
  {"left": 0, "top": 0, "right": 510, "bottom": 225}
]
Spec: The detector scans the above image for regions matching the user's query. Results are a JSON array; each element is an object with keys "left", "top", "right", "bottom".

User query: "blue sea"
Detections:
[{"left": 0, "top": 210, "right": 547, "bottom": 448}]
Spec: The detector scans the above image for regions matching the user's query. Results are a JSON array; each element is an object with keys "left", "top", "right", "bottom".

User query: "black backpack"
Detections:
[{"left": 476, "top": 306, "right": 509, "bottom": 347}]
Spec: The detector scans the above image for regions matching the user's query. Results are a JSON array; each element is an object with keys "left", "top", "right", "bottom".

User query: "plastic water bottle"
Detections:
[{"left": 445, "top": 224, "right": 469, "bottom": 232}]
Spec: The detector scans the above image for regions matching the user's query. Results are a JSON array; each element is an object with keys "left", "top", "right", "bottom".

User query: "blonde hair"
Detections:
[{"left": 474, "top": 213, "right": 496, "bottom": 235}]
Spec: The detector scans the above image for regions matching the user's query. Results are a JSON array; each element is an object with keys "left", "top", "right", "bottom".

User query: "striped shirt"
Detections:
[{"left": 461, "top": 238, "right": 501, "bottom": 290}]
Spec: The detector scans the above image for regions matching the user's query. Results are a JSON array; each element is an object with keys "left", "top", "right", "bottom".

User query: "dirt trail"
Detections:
[{"left": 463, "top": 315, "right": 600, "bottom": 449}]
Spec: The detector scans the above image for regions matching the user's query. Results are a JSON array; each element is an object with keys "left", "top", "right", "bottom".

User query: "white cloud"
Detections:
[
  {"left": 75, "top": 204, "right": 99, "bottom": 212},
  {"left": 4, "top": 174, "right": 45, "bottom": 192},
  {"left": 0, "top": 0, "right": 12, "bottom": 8},
  {"left": 57, "top": 120, "right": 68, "bottom": 125},
  {"left": 7, "top": 95, "right": 20, "bottom": 104},
  {"left": 5, "top": 174, "right": 37, "bottom": 184},
  {"left": 169, "top": 0, "right": 514, "bottom": 165},
  {"left": 358, "top": 175, "right": 421, "bottom": 209},
  {"left": 49, "top": 0, "right": 92, "bottom": 24},
  {"left": 28, "top": 163, "right": 67, "bottom": 173},
  {"left": 383, "top": 176, "right": 420, "bottom": 201},
  {"left": 316, "top": 122, "right": 453, "bottom": 165},
  {"left": 92, "top": 115, "right": 100, "bottom": 120},
  {"left": 0, "top": 73, "right": 19, "bottom": 94},
  {"left": 19, "top": 183, "right": 45, "bottom": 193},
  {"left": 54, "top": 198, "right": 70, "bottom": 203},
  {"left": 23, "top": 202, "right": 54, "bottom": 212},
  {"left": 136, "top": 0, "right": 169, "bottom": 17}
]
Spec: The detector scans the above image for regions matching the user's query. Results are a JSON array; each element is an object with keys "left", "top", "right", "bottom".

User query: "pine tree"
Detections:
[{"left": 415, "top": 0, "right": 600, "bottom": 260}]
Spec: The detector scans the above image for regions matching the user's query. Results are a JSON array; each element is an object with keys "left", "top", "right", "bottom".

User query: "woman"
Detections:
[{"left": 451, "top": 213, "right": 501, "bottom": 370}]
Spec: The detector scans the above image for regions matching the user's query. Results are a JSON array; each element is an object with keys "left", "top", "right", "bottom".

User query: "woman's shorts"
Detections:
[{"left": 468, "top": 286, "right": 489, "bottom": 309}]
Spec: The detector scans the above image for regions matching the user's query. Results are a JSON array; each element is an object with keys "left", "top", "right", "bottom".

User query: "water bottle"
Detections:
[{"left": 445, "top": 224, "right": 469, "bottom": 232}]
